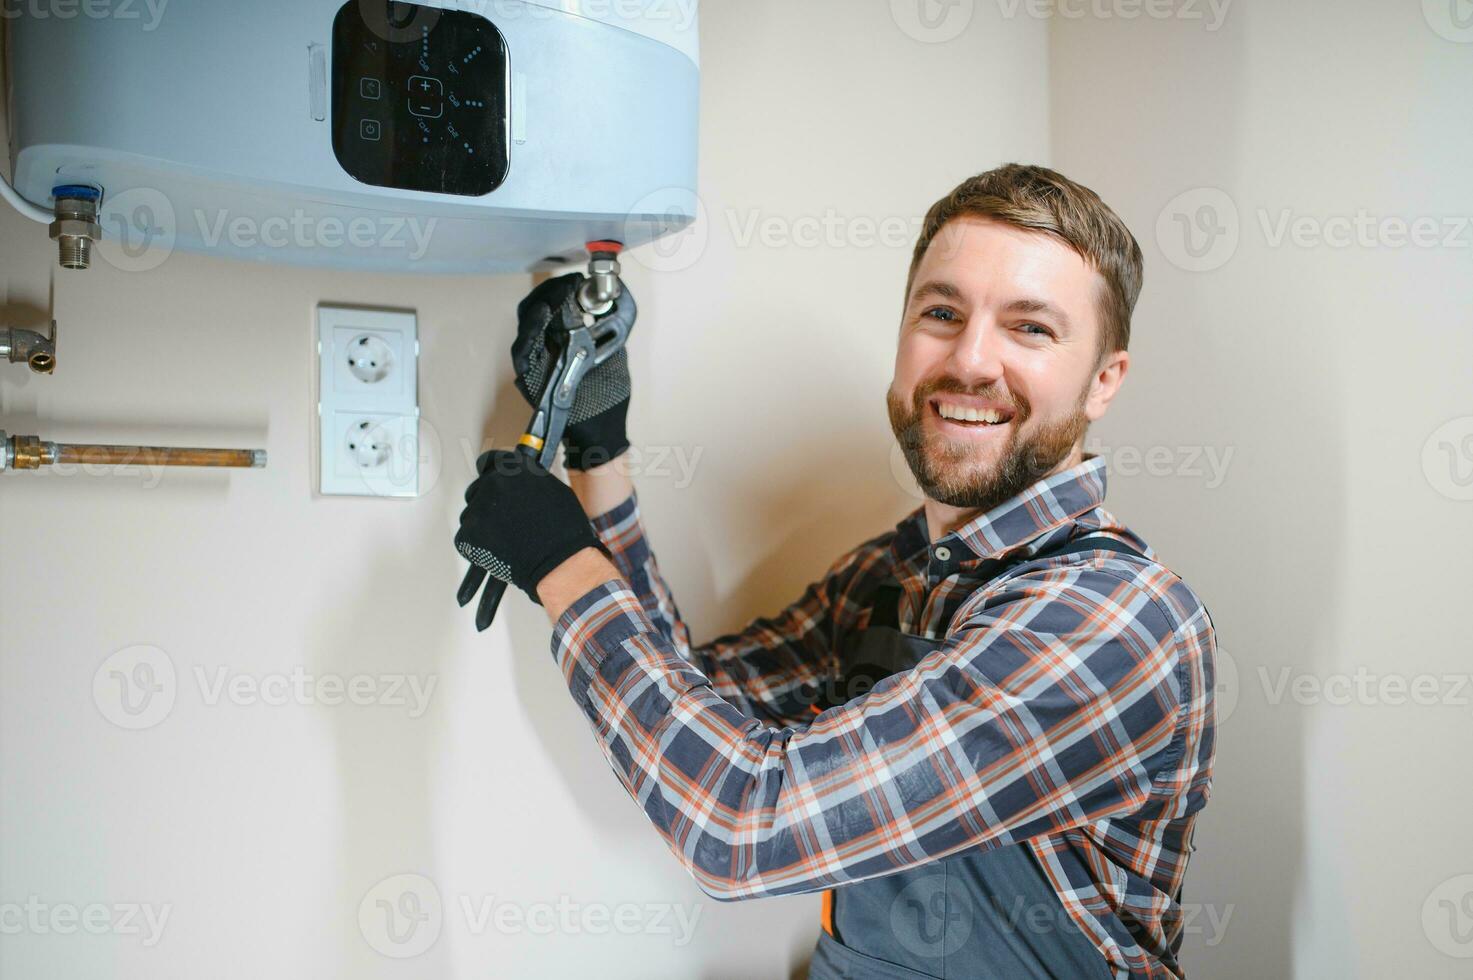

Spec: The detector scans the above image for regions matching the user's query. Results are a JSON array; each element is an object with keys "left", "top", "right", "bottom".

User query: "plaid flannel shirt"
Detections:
[{"left": 550, "top": 456, "right": 1216, "bottom": 979}]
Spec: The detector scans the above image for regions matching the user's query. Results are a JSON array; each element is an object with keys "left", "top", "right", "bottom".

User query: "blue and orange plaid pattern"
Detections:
[{"left": 550, "top": 456, "right": 1216, "bottom": 978}]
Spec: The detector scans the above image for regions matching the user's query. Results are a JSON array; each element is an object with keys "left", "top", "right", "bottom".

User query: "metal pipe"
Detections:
[
  {"left": 0, "top": 431, "right": 266, "bottom": 471},
  {"left": 49, "top": 187, "right": 103, "bottom": 271},
  {"left": 1, "top": 321, "right": 57, "bottom": 374},
  {"left": 575, "top": 240, "right": 624, "bottom": 317}
]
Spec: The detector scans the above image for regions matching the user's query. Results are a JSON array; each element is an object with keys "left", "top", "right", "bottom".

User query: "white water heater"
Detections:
[{"left": 5, "top": 0, "right": 699, "bottom": 273}]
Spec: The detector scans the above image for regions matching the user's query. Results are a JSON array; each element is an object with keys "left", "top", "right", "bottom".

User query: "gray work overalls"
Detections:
[{"left": 806, "top": 535, "right": 1146, "bottom": 980}]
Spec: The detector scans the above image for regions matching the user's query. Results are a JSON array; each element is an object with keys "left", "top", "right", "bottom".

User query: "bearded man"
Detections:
[{"left": 455, "top": 163, "right": 1218, "bottom": 980}]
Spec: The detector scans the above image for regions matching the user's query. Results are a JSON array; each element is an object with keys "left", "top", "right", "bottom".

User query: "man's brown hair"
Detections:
[{"left": 906, "top": 163, "right": 1144, "bottom": 356}]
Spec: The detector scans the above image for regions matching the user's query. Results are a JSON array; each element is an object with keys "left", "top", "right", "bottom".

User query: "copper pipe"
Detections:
[
  {"left": 55, "top": 444, "right": 264, "bottom": 468},
  {"left": 2, "top": 432, "right": 265, "bottom": 471}
]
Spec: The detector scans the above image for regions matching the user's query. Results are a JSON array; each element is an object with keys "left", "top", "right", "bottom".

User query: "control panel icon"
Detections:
[{"left": 407, "top": 75, "right": 444, "bottom": 118}]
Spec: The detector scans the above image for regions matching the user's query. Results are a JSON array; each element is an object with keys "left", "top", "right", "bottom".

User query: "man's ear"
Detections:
[{"left": 1084, "top": 349, "right": 1129, "bottom": 422}]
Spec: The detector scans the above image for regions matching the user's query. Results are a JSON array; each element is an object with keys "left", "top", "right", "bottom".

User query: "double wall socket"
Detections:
[{"left": 317, "top": 306, "right": 419, "bottom": 497}]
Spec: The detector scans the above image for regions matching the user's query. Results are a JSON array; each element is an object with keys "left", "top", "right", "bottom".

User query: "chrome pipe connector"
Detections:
[
  {"left": 49, "top": 186, "right": 102, "bottom": 270},
  {"left": 575, "top": 242, "right": 624, "bottom": 318}
]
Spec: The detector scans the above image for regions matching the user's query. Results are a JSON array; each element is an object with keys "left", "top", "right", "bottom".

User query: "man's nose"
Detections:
[{"left": 944, "top": 318, "right": 1004, "bottom": 384}]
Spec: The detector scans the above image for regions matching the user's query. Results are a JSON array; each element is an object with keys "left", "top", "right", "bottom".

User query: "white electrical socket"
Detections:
[{"left": 317, "top": 306, "right": 420, "bottom": 497}]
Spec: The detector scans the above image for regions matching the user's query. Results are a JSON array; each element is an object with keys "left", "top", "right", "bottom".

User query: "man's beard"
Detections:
[{"left": 886, "top": 377, "right": 1089, "bottom": 513}]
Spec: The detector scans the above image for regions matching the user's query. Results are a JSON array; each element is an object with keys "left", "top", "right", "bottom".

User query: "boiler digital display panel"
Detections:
[{"left": 331, "top": 1, "right": 509, "bottom": 196}]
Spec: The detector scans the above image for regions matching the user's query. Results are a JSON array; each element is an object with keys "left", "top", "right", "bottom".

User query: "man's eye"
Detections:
[
  {"left": 1019, "top": 322, "right": 1053, "bottom": 337},
  {"left": 922, "top": 307, "right": 959, "bottom": 323}
]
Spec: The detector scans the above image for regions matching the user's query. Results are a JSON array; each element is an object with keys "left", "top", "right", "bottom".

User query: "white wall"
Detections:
[
  {"left": 0, "top": 3, "right": 1051, "bottom": 978},
  {"left": 1050, "top": 1, "right": 1473, "bottom": 977},
  {"left": 10, "top": 2, "right": 1469, "bottom": 977}
]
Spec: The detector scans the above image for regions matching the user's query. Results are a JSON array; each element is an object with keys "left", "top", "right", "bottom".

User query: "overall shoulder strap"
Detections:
[
  {"left": 1028, "top": 533, "right": 1147, "bottom": 565},
  {"left": 866, "top": 580, "right": 904, "bottom": 629},
  {"left": 863, "top": 536, "right": 1146, "bottom": 627}
]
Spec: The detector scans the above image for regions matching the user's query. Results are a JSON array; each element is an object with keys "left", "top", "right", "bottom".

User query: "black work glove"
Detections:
[
  {"left": 454, "top": 450, "right": 603, "bottom": 604},
  {"left": 510, "top": 273, "right": 636, "bottom": 471}
]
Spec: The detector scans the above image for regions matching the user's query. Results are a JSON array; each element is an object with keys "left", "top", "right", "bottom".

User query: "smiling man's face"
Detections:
[{"left": 888, "top": 215, "right": 1129, "bottom": 519}]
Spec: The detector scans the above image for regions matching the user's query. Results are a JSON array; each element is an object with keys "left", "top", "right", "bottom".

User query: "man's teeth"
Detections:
[{"left": 937, "top": 402, "right": 1006, "bottom": 424}]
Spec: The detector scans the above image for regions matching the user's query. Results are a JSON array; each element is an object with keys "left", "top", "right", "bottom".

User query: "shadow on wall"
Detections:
[
  {"left": 307, "top": 288, "right": 576, "bottom": 974},
  {"left": 310, "top": 531, "right": 459, "bottom": 975},
  {"left": 493, "top": 318, "right": 909, "bottom": 980},
  {"left": 1051, "top": 4, "right": 1348, "bottom": 976},
  {"left": 496, "top": 376, "right": 914, "bottom": 819}
]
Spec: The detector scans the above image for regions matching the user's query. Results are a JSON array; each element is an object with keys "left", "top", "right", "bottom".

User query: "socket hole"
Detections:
[
  {"left": 346, "top": 334, "right": 393, "bottom": 384},
  {"left": 346, "top": 421, "right": 392, "bottom": 469}
]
